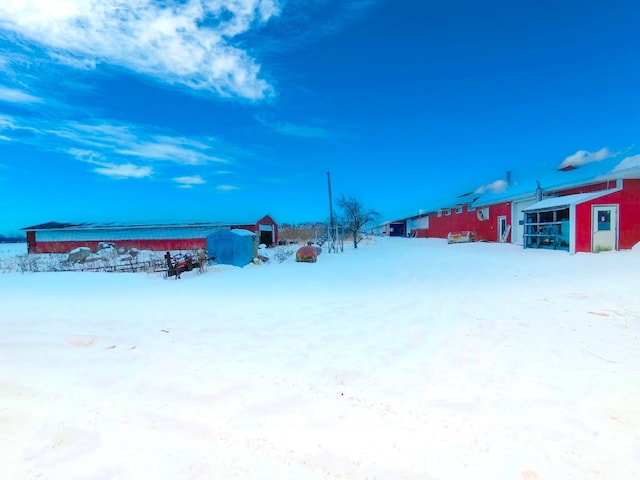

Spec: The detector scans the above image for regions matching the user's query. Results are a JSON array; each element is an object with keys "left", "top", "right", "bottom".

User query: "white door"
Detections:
[
  {"left": 498, "top": 215, "right": 508, "bottom": 242},
  {"left": 592, "top": 205, "right": 618, "bottom": 252},
  {"left": 512, "top": 198, "right": 537, "bottom": 244}
]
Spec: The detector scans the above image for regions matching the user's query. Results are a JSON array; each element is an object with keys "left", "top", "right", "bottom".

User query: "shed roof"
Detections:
[
  {"left": 22, "top": 220, "right": 266, "bottom": 231},
  {"left": 523, "top": 189, "right": 618, "bottom": 212},
  {"left": 229, "top": 229, "right": 257, "bottom": 236},
  {"left": 207, "top": 228, "right": 256, "bottom": 238}
]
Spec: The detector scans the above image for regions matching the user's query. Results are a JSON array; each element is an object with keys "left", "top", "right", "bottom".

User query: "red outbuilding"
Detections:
[
  {"left": 22, "top": 215, "right": 278, "bottom": 254},
  {"left": 379, "top": 169, "right": 640, "bottom": 254}
]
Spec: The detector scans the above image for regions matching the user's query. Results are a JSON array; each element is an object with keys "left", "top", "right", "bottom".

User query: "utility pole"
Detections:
[
  {"left": 327, "top": 171, "right": 334, "bottom": 229},
  {"left": 325, "top": 171, "right": 342, "bottom": 253}
]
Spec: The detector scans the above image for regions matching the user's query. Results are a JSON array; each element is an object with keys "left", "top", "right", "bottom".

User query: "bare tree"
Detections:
[{"left": 338, "top": 195, "right": 380, "bottom": 249}]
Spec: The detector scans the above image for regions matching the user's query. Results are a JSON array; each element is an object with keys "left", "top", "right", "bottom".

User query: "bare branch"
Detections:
[{"left": 338, "top": 195, "right": 379, "bottom": 249}]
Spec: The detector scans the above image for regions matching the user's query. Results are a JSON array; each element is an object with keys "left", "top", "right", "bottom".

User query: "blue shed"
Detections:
[{"left": 206, "top": 229, "right": 257, "bottom": 267}]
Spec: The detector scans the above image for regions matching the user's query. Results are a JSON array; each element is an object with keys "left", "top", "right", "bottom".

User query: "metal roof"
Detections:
[
  {"left": 21, "top": 220, "right": 255, "bottom": 231},
  {"left": 523, "top": 189, "right": 618, "bottom": 212},
  {"left": 394, "top": 163, "right": 640, "bottom": 222}
]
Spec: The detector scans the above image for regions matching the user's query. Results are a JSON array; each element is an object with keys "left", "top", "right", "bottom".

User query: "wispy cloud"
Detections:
[
  {"left": 0, "top": 85, "right": 43, "bottom": 104},
  {"left": 173, "top": 175, "right": 205, "bottom": 188},
  {"left": 3, "top": 113, "right": 244, "bottom": 183},
  {"left": 67, "top": 148, "right": 106, "bottom": 163},
  {"left": 274, "top": 121, "right": 334, "bottom": 139},
  {"left": 255, "top": 115, "right": 339, "bottom": 139},
  {"left": 68, "top": 147, "right": 152, "bottom": 178},
  {"left": 60, "top": 122, "right": 230, "bottom": 165},
  {"left": 0, "top": 114, "right": 40, "bottom": 136},
  {"left": 474, "top": 179, "right": 508, "bottom": 194},
  {"left": 216, "top": 184, "right": 240, "bottom": 191},
  {"left": 0, "top": 0, "right": 281, "bottom": 99},
  {"left": 0, "top": 114, "right": 20, "bottom": 130},
  {"left": 558, "top": 147, "right": 618, "bottom": 170},
  {"left": 93, "top": 162, "right": 152, "bottom": 179},
  {"left": 4, "top": 114, "right": 233, "bottom": 165}
]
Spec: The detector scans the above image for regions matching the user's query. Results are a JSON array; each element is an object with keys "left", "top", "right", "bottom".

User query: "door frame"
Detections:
[
  {"left": 591, "top": 204, "right": 618, "bottom": 252},
  {"left": 497, "top": 215, "right": 508, "bottom": 243}
]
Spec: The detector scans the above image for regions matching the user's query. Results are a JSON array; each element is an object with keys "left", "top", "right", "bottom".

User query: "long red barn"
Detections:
[
  {"left": 377, "top": 173, "right": 640, "bottom": 254},
  {"left": 22, "top": 215, "right": 278, "bottom": 254}
]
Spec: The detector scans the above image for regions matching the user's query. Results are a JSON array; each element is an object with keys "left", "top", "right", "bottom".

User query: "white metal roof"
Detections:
[{"left": 523, "top": 189, "right": 618, "bottom": 212}]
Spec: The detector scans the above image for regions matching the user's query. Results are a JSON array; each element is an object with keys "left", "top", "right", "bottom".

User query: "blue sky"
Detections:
[{"left": 1, "top": 0, "right": 639, "bottom": 235}]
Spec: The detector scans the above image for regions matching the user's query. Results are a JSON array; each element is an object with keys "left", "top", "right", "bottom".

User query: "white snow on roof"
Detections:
[
  {"left": 230, "top": 228, "right": 256, "bottom": 236},
  {"left": 524, "top": 189, "right": 618, "bottom": 211}
]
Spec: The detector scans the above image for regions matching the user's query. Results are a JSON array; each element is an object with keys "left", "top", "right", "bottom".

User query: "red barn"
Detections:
[
  {"left": 22, "top": 215, "right": 278, "bottom": 254},
  {"left": 385, "top": 170, "right": 640, "bottom": 254}
]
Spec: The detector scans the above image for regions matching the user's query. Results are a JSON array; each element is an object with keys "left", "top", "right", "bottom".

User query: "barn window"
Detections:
[
  {"left": 445, "top": 209, "right": 451, "bottom": 216},
  {"left": 455, "top": 206, "right": 463, "bottom": 214},
  {"left": 597, "top": 210, "right": 611, "bottom": 230}
]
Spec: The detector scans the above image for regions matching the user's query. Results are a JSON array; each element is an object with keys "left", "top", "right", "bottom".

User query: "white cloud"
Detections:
[
  {"left": 0, "top": 85, "right": 43, "bottom": 104},
  {"left": 558, "top": 147, "right": 618, "bottom": 170},
  {"left": 67, "top": 147, "right": 106, "bottom": 163},
  {"left": 474, "top": 179, "right": 508, "bottom": 195},
  {"left": 0, "top": 114, "right": 40, "bottom": 134},
  {"left": 0, "top": 114, "right": 247, "bottom": 185},
  {"left": 68, "top": 148, "right": 152, "bottom": 178},
  {"left": 52, "top": 121, "right": 230, "bottom": 165},
  {"left": 256, "top": 115, "right": 336, "bottom": 139},
  {"left": 274, "top": 121, "right": 334, "bottom": 138},
  {"left": 0, "top": 115, "right": 18, "bottom": 130},
  {"left": 612, "top": 154, "right": 640, "bottom": 172},
  {"left": 92, "top": 162, "right": 153, "bottom": 179},
  {"left": 216, "top": 184, "right": 239, "bottom": 191},
  {"left": 116, "top": 142, "right": 227, "bottom": 165},
  {"left": 0, "top": 0, "right": 281, "bottom": 99},
  {"left": 173, "top": 175, "right": 205, "bottom": 188}
]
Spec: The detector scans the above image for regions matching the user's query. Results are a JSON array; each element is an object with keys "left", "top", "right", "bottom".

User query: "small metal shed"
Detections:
[{"left": 206, "top": 229, "right": 257, "bottom": 267}]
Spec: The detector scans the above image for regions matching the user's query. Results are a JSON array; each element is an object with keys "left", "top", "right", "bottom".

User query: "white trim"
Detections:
[
  {"left": 569, "top": 204, "right": 577, "bottom": 254},
  {"left": 497, "top": 215, "right": 508, "bottom": 242}
]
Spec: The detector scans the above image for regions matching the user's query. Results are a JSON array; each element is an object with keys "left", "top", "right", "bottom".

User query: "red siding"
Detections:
[
  {"left": 620, "top": 179, "right": 640, "bottom": 249},
  {"left": 575, "top": 179, "right": 640, "bottom": 252},
  {"left": 424, "top": 202, "right": 512, "bottom": 242},
  {"left": 26, "top": 231, "right": 36, "bottom": 253},
  {"left": 574, "top": 202, "right": 593, "bottom": 253},
  {"left": 34, "top": 238, "right": 207, "bottom": 254}
]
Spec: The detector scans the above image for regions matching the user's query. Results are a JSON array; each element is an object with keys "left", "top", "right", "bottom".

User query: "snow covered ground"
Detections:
[{"left": 1, "top": 237, "right": 639, "bottom": 479}]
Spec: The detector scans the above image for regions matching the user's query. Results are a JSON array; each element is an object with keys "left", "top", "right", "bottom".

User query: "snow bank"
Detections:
[{"left": 0, "top": 237, "right": 639, "bottom": 479}]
